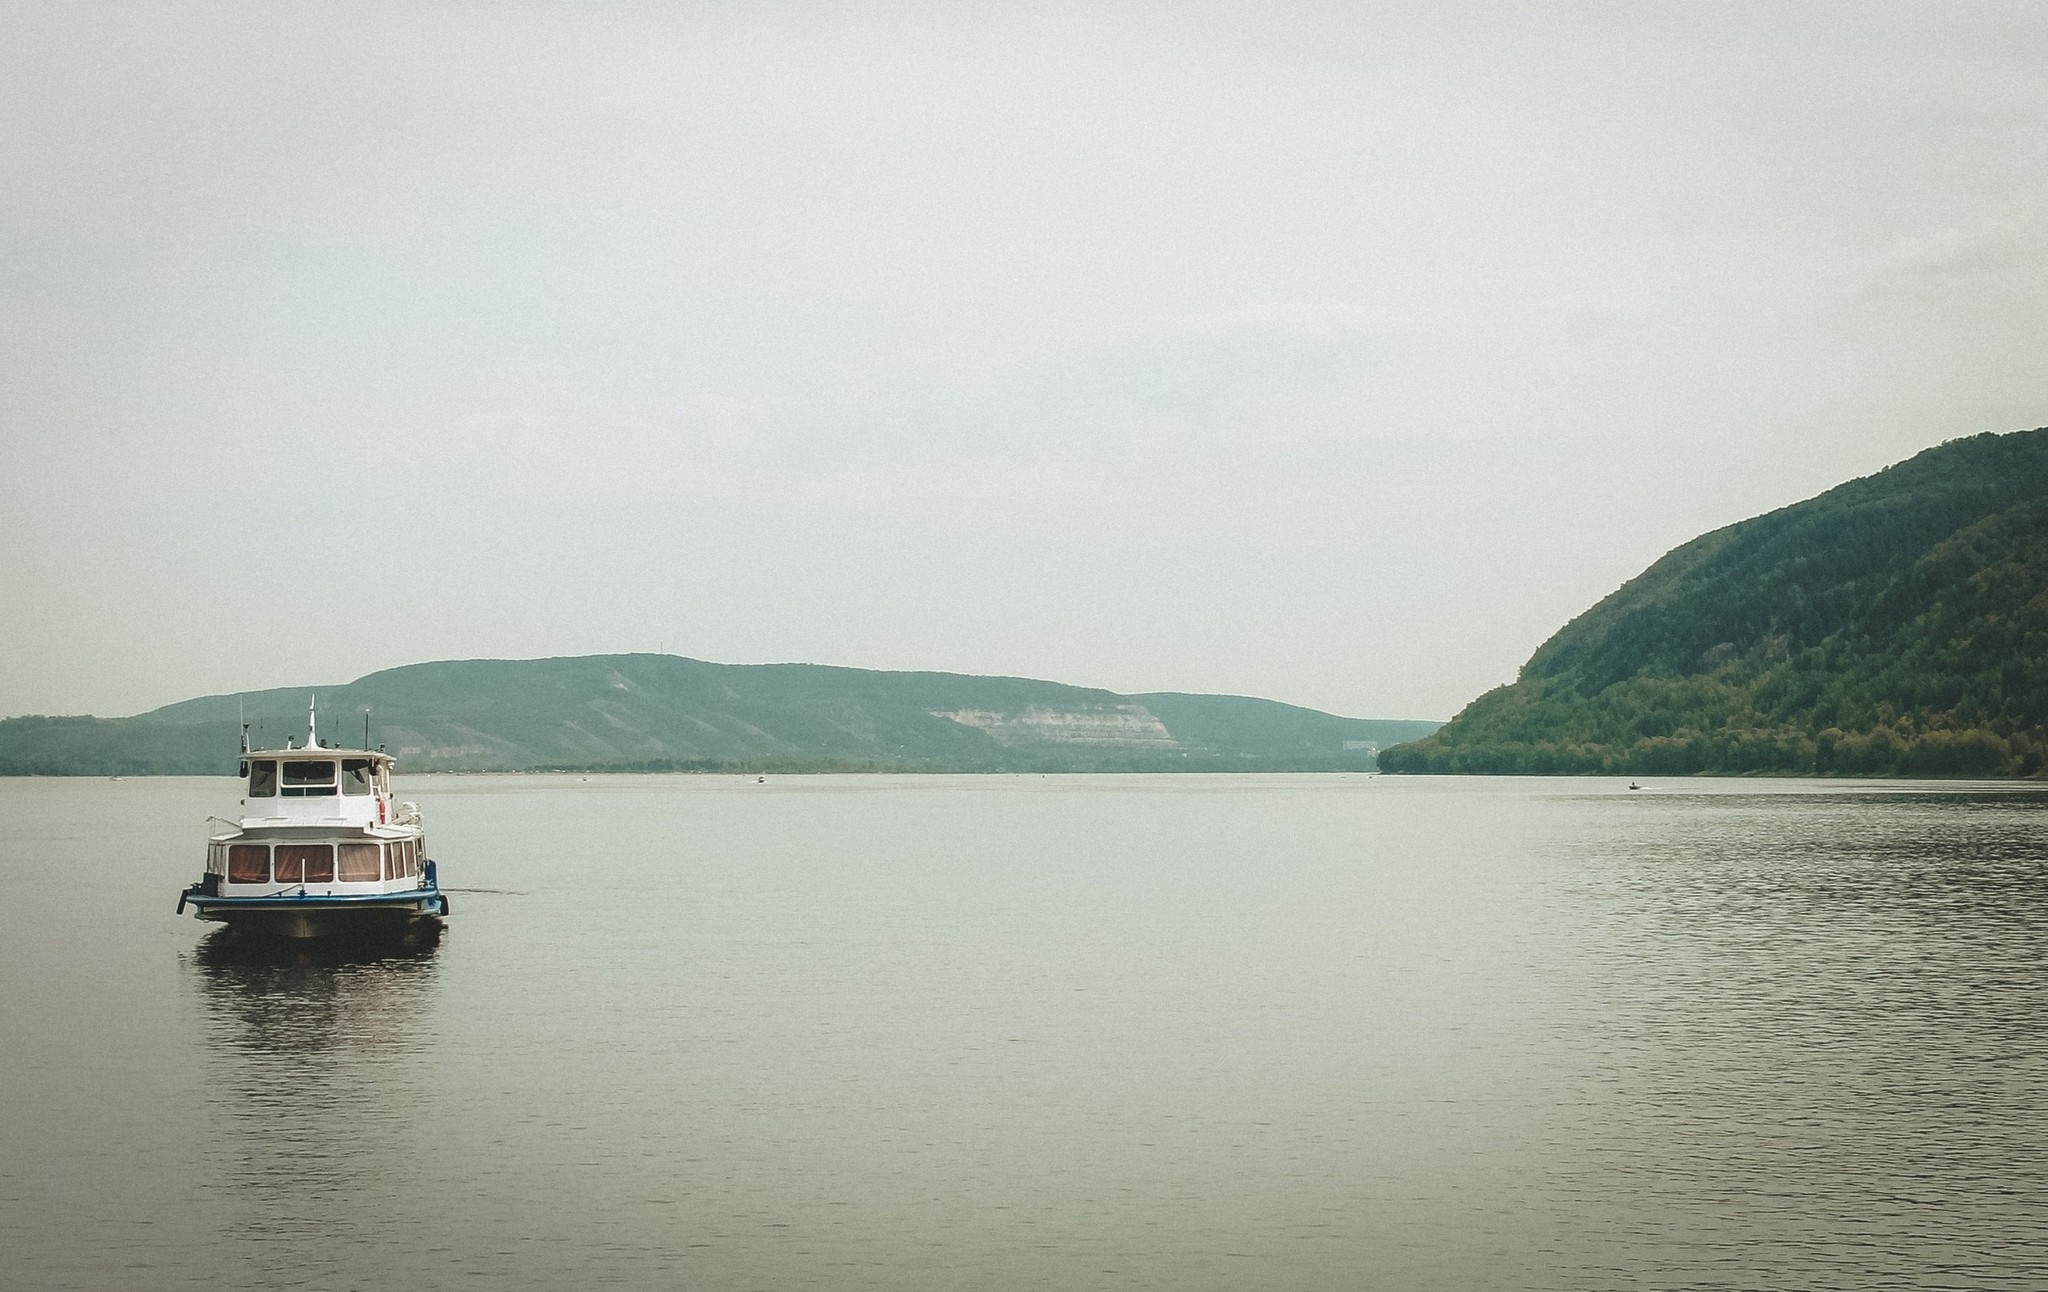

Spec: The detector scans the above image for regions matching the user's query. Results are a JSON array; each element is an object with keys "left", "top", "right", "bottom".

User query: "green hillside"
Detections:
[
  {"left": 1381, "top": 427, "right": 2048, "bottom": 777},
  {"left": 0, "top": 655, "right": 1439, "bottom": 776}
]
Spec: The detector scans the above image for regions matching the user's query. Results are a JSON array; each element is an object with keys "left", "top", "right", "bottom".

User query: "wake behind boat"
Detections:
[{"left": 178, "top": 699, "right": 449, "bottom": 939}]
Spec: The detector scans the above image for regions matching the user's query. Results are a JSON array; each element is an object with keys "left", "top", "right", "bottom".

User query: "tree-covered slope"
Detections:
[
  {"left": 1381, "top": 428, "right": 2048, "bottom": 776},
  {"left": 0, "top": 654, "right": 1440, "bottom": 775}
]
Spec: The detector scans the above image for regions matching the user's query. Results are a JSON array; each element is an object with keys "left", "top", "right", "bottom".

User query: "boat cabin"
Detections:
[
  {"left": 237, "top": 747, "right": 400, "bottom": 825},
  {"left": 205, "top": 834, "right": 426, "bottom": 887}
]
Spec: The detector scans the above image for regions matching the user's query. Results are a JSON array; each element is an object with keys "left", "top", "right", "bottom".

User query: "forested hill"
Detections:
[
  {"left": 0, "top": 655, "right": 1440, "bottom": 775},
  {"left": 1381, "top": 427, "right": 2048, "bottom": 777}
]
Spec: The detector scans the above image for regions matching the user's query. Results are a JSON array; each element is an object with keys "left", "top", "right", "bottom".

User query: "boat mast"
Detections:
[{"left": 308, "top": 694, "right": 318, "bottom": 749}]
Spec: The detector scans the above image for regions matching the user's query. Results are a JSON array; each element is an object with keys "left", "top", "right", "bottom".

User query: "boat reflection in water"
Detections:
[{"left": 184, "top": 927, "right": 445, "bottom": 1277}]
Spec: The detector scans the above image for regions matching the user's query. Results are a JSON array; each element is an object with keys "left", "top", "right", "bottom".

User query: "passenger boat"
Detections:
[{"left": 178, "top": 700, "right": 449, "bottom": 938}]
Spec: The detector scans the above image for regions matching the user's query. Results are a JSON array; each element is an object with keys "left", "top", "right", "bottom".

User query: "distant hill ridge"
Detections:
[
  {"left": 0, "top": 655, "right": 1441, "bottom": 775},
  {"left": 1382, "top": 427, "right": 2048, "bottom": 776}
]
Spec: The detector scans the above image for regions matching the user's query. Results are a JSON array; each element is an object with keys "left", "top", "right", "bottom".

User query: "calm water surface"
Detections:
[{"left": 2, "top": 774, "right": 2044, "bottom": 1290}]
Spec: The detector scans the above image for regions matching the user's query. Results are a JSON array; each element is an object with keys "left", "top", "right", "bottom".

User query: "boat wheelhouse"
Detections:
[{"left": 178, "top": 701, "right": 448, "bottom": 938}]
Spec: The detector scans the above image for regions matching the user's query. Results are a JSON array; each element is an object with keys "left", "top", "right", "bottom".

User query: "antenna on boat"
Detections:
[
  {"left": 238, "top": 697, "right": 249, "bottom": 755},
  {"left": 364, "top": 708, "right": 371, "bottom": 751},
  {"left": 308, "top": 694, "right": 318, "bottom": 749}
]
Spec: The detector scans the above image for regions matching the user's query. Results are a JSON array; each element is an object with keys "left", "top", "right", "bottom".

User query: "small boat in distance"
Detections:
[{"left": 178, "top": 698, "right": 449, "bottom": 939}]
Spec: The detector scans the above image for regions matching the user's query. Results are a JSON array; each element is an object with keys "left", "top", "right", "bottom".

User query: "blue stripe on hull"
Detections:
[{"left": 187, "top": 892, "right": 441, "bottom": 909}]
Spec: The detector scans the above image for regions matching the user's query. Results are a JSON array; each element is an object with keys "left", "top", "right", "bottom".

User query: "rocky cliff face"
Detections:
[{"left": 933, "top": 706, "right": 1179, "bottom": 747}]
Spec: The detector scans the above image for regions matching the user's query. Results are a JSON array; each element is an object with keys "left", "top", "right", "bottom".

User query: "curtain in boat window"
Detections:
[
  {"left": 274, "top": 844, "right": 334, "bottom": 884},
  {"left": 227, "top": 844, "right": 269, "bottom": 883},
  {"left": 338, "top": 843, "right": 380, "bottom": 882}
]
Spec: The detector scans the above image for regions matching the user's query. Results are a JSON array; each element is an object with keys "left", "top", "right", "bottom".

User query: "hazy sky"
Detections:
[{"left": 5, "top": 2, "right": 2045, "bottom": 722}]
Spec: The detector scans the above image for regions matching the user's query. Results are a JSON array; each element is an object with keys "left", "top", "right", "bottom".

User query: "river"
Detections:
[{"left": 2, "top": 773, "right": 2044, "bottom": 1290}]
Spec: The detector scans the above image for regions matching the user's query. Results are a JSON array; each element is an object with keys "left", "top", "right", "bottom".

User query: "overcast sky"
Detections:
[{"left": 4, "top": 1, "right": 2045, "bottom": 722}]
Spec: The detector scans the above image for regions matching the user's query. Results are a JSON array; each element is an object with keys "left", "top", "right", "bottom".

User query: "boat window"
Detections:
[
  {"left": 341, "top": 759, "right": 373, "bottom": 796},
  {"left": 248, "top": 760, "right": 277, "bottom": 798},
  {"left": 274, "top": 844, "right": 334, "bottom": 884},
  {"left": 281, "top": 760, "right": 337, "bottom": 797},
  {"left": 401, "top": 838, "right": 418, "bottom": 877},
  {"left": 228, "top": 844, "right": 270, "bottom": 883},
  {"left": 338, "top": 842, "right": 380, "bottom": 882}
]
